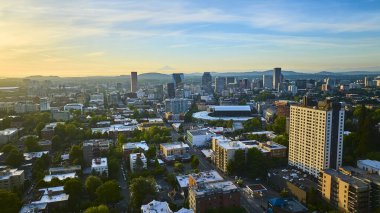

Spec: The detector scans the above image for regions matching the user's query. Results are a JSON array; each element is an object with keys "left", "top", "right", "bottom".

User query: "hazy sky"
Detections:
[{"left": 1, "top": 0, "right": 380, "bottom": 77}]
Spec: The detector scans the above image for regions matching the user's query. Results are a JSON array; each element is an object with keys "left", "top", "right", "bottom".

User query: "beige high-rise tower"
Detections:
[{"left": 288, "top": 98, "right": 345, "bottom": 178}]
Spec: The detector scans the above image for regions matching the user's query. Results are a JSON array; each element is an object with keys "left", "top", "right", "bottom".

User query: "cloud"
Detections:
[{"left": 85, "top": 51, "right": 105, "bottom": 57}]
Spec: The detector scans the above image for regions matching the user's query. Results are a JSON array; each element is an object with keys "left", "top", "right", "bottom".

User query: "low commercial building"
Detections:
[
  {"left": 49, "top": 165, "right": 81, "bottom": 175},
  {"left": 357, "top": 159, "right": 380, "bottom": 175},
  {"left": 31, "top": 186, "right": 69, "bottom": 209},
  {"left": 51, "top": 110, "right": 71, "bottom": 121},
  {"left": 63, "top": 103, "right": 83, "bottom": 111},
  {"left": 24, "top": 151, "right": 49, "bottom": 161},
  {"left": 176, "top": 170, "right": 224, "bottom": 190},
  {"left": 141, "top": 200, "right": 193, "bottom": 213},
  {"left": 129, "top": 153, "right": 147, "bottom": 173},
  {"left": 189, "top": 181, "right": 240, "bottom": 213},
  {"left": 160, "top": 142, "right": 190, "bottom": 160},
  {"left": 122, "top": 141, "right": 149, "bottom": 156},
  {"left": 43, "top": 172, "right": 77, "bottom": 182},
  {"left": 267, "top": 198, "right": 308, "bottom": 213},
  {"left": 212, "top": 136, "right": 287, "bottom": 172},
  {"left": 0, "top": 128, "right": 18, "bottom": 144},
  {"left": 0, "top": 168, "right": 24, "bottom": 190},
  {"left": 268, "top": 168, "right": 318, "bottom": 204},
  {"left": 319, "top": 168, "right": 380, "bottom": 212},
  {"left": 91, "top": 158, "right": 108, "bottom": 177},
  {"left": 38, "top": 140, "right": 52, "bottom": 151},
  {"left": 186, "top": 129, "right": 216, "bottom": 147}
]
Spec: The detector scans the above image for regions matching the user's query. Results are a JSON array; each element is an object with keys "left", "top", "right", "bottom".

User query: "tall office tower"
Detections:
[
  {"left": 202, "top": 72, "right": 213, "bottom": 93},
  {"left": 288, "top": 98, "right": 345, "bottom": 178},
  {"left": 273, "top": 67, "right": 282, "bottom": 90},
  {"left": 263, "top": 75, "right": 272, "bottom": 89},
  {"left": 130, "top": 72, "right": 138, "bottom": 92},
  {"left": 214, "top": 77, "right": 226, "bottom": 94},
  {"left": 243, "top": 78, "right": 249, "bottom": 89},
  {"left": 166, "top": 83, "right": 175, "bottom": 98},
  {"left": 172, "top": 73, "right": 184, "bottom": 88},
  {"left": 226, "top": 76, "right": 236, "bottom": 85}
]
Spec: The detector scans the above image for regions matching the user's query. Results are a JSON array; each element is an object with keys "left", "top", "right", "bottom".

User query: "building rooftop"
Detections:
[
  {"left": 91, "top": 158, "right": 108, "bottom": 168},
  {"left": 141, "top": 200, "right": 172, "bottom": 213},
  {"left": 24, "top": 151, "right": 49, "bottom": 161},
  {"left": 211, "top": 105, "right": 251, "bottom": 112},
  {"left": 130, "top": 153, "right": 147, "bottom": 161},
  {"left": 357, "top": 159, "right": 380, "bottom": 169},
  {"left": 92, "top": 124, "right": 137, "bottom": 134},
  {"left": 20, "top": 203, "right": 48, "bottom": 213},
  {"left": 43, "top": 172, "right": 77, "bottom": 182},
  {"left": 122, "top": 141, "right": 149, "bottom": 151},
  {"left": 187, "top": 129, "right": 210, "bottom": 136},
  {"left": 0, "top": 128, "right": 18, "bottom": 135},
  {"left": 0, "top": 168, "right": 23, "bottom": 180},
  {"left": 160, "top": 142, "right": 189, "bottom": 150},
  {"left": 32, "top": 186, "right": 69, "bottom": 204},
  {"left": 176, "top": 170, "right": 223, "bottom": 188},
  {"left": 48, "top": 165, "right": 81, "bottom": 174},
  {"left": 323, "top": 169, "right": 369, "bottom": 189},
  {"left": 268, "top": 198, "right": 308, "bottom": 213},
  {"left": 193, "top": 111, "right": 253, "bottom": 121},
  {"left": 268, "top": 168, "right": 318, "bottom": 191},
  {"left": 191, "top": 181, "right": 238, "bottom": 196},
  {"left": 201, "top": 149, "right": 213, "bottom": 158}
]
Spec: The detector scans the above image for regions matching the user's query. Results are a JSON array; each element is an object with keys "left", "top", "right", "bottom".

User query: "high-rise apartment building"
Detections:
[
  {"left": 202, "top": 72, "right": 212, "bottom": 93},
  {"left": 319, "top": 168, "right": 380, "bottom": 213},
  {"left": 273, "top": 67, "right": 282, "bottom": 90},
  {"left": 289, "top": 99, "right": 345, "bottom": 177},
  {"left": 164, "top": 98, "right": 191, "bottom": 114},
  {"left": 263, "top": 75, "right": 273, "bottom": 89},
  {"left": 215, "top": 77, "right": 226, "bottom": 94},
  {"left": 166, "top": 83, "right": 175, "bottom": 98},
  {"left": 130, "top": 72, "right": 138, "bottom": 92},
  {"left": 40, "top": 97, "right": 50, "bottom": 111}
]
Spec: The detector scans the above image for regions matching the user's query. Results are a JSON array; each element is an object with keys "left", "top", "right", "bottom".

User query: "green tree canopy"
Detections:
[
  {"left": 84, "top": 205, "right": 109, "bottom": 213},
  {"left": 243, "top": 118, "right": 262, "bottom": 132},
  {"left": 85, "top": 175, "right": 102, "bottom": 196},
  {"left": 129, "top": 177, "right": 157, "bottom": 210},
  {"left": 5, "top": 149, "right": 24, "bottom": 168},
  {"left": 96, "top": 180, "right": 122, "bottom": 205},
  {"left": 0, "top": 189, "right": 21, "bottom": 213}
]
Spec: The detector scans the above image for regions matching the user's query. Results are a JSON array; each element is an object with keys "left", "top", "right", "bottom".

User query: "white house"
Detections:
[
  {"left": 130, "top": 153, "right": 147, "bottom": 173},
  {"left": 91, "top": 158, "right": 108, "bottom": 176}
]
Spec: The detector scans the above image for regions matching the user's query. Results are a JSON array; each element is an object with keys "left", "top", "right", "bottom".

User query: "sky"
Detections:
[{"left": 1, "top": 0, "right": 380, "bottom": 77}]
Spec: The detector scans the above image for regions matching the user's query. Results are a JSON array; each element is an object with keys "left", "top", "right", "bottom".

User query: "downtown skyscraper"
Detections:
[
  {"left": 130, "top": 71, "right": 138, "bottom": 93},
  {"left": 272, "top": 67, "right": 282, "bottom": 90}
]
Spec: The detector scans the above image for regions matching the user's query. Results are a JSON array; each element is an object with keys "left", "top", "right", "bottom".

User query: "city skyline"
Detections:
[{"left": 1, "top": 0, "right": 380, "bottom": 77}]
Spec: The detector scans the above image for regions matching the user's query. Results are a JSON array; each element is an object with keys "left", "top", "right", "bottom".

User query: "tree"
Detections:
[
  {"left": 84, "top": 205, "right": 109, "bottom": 213},
  {"left": 24, "top": 136, "right": 41, "bottom": 152},
  {"left": 145, "top": 146, "right": 156, "bottom": 161},
  {"left": 51, "top": 135, "right": 63, "bottom": 151},
  {"left": 129, "top": 177, "right": 157, "bottom": 210},
  {"left": 85, "top": 176, "right": 102, "bottom": 197},
  {"left": 190, "top": 155, "right": 200, "bottom": 169},
  {"left": 135, "top": 155, "right": 144, "bottom": 171},
  {"left": 174, "top": 162, "right": 184, "bottom": 172},
  {"left": 271, "top": 116, "right": 286, "bottom": 134},
  {"left": 108, "top": 157, "right": 119, "bottom": 178},
  {"left": 273, "top": 135, "right": 289, "bottom": 147},
  {"left": 231, "top": 149, "right": 246, "bottom": 175},
  {"left": 246, "top": 148, "right": 267, "bottom": 178},
  {"left": 5, "top": 149, "right": 24, "bottom": 168},
  {"left": 0, "top": 189, "right": 21, "bottom": 213},
  {"left": 243, "top": 118, "right": 262, "bottom": 132},
  {"left": 1, "top": 144, "right": 17, "bottom": 154},
  {"left": 96, "top": 180, "right": 122, "bottom": 205},
  {"left": 69, "top": 145, "right": 84, "bottom": 166},
  {"left": 64, "top": 178, "right": 82, "bottom": 199}
]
